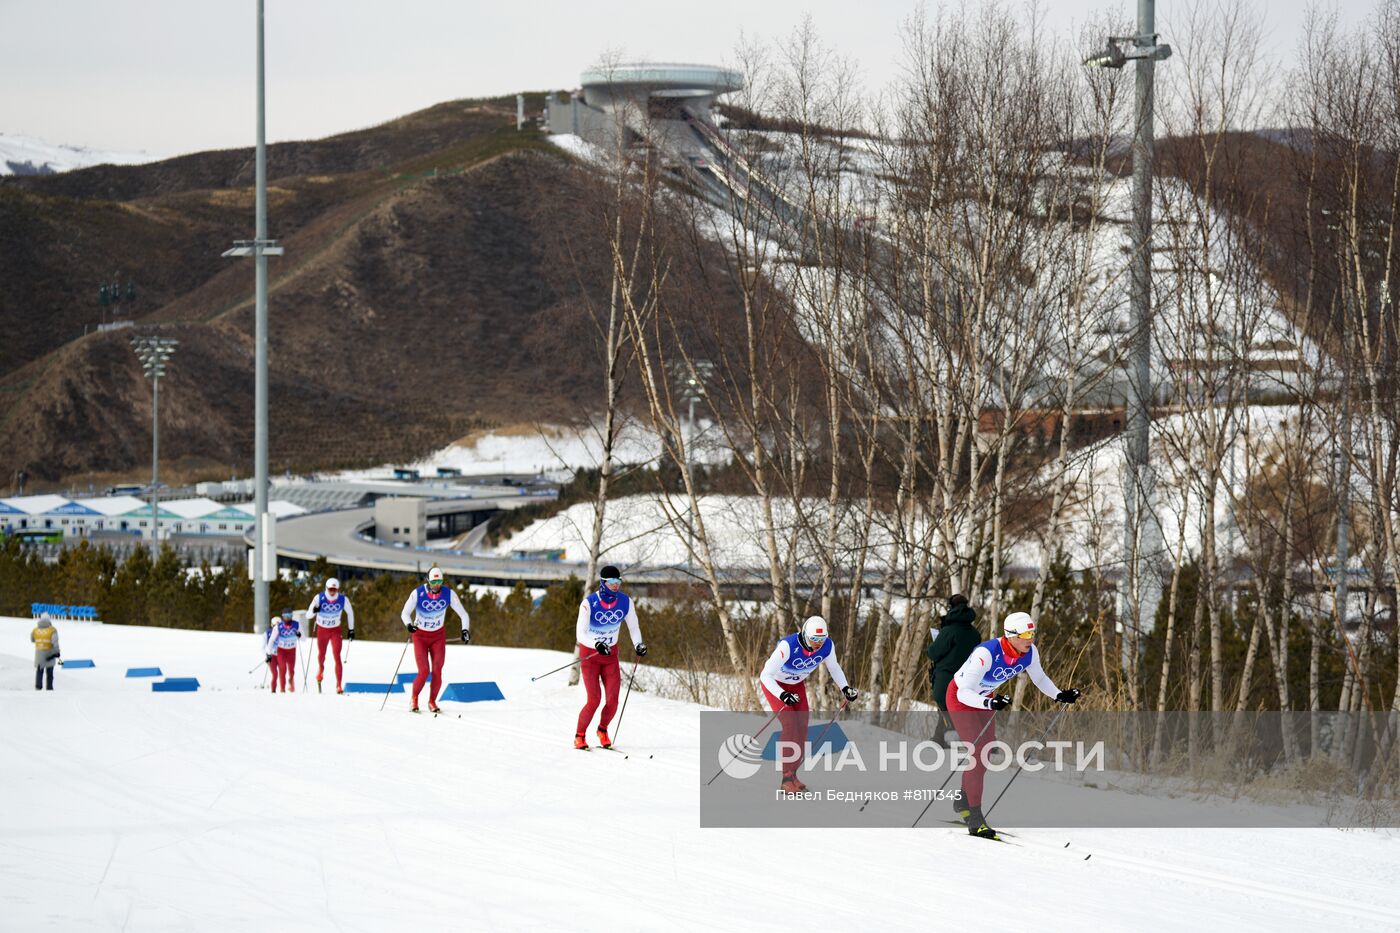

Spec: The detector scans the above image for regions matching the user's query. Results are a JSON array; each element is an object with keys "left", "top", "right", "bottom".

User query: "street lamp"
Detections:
[
  {"left": 130, "top": 336, "right": 178, "bottom": 545},
  {"left": 1082, "top": 35, "right": 1172, "bottom": 70},
  {"left": 1085, "top": 2, "right": 1170, "bottom": 654},
  {"left": 222, "top": 0, "right": 284, "bottom": 635},
  {"left": 670, "top": 360, "right": 714, "bottom": 572}
]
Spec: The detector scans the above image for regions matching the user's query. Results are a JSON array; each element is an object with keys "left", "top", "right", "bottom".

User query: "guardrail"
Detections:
[{"left": 31, "top": 603, "right": 101, "bottom": 622}]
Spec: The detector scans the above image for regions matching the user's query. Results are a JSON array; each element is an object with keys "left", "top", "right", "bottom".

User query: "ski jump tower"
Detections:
[{"left": 546, "top": 62, "right": 742, "bottom": 155}]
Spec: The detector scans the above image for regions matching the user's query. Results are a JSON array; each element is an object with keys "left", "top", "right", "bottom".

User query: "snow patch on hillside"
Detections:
[{"left": 0, "top": 133, "right": 156, "bottom": 175}]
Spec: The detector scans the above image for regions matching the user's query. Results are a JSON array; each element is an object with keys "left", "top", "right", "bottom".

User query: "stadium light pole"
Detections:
[
  {"left": 130, "top": 336, "right": 178, "bottom": 545},
  {"left": 223, "top": 0, "right": 283, "bottom": 634},
  {"left": 1084, "top": 2, "right": 1171, "bottom": 652}
]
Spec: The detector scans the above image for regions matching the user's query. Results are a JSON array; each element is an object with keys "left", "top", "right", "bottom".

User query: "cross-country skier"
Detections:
[
  {"left": 399, "top": 567, "right": 469, "bottom": 714},
  {"left": 307, "top": 577, "right": 354, "bottom": 694},
  {"left": 263, "top": 608, "right": 302, "bottom": 694},
  {"left": 573, "top": 565, "right": 645, "bottom": 750},
  {"left": 946, "top": 611, "right": 1080, "bottom": 839},
  {"left": 758, "top": 616, "right": 859, "bottom": 793},
  {"left": 31, "top": 613, "right": 60, "bottom": 691}
]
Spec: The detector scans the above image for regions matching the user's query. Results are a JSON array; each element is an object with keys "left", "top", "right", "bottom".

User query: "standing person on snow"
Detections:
[
  {"left": 758, "top": 616, "right": 859, "bottom": 792},
  {"left": 307, "top": 577, "right": 355, "bottom": 694},
  {"left": 31, "top": 613, "right": 60, "bottom": 691},
  {"left": 573, "top": 565, "right": 645, "bottom": 750},
  {"left": 263, "top": 608, "right": 302, "bottom": 694},
  {"left": 400, "top": 567, "right": 469, "bottom": 714},
  {"left": 927, "top": 594, "right": 981, "bottom": 746},
  {"left": 946, "top": 611, "right": 1081, "bottom": 839}
]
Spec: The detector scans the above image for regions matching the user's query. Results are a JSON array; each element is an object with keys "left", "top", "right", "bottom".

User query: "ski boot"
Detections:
[
  {"left": 428, "top": 702, "right": 441, "bottom": 714},
  {"left": 316, "top": 673, "right": 323, "bottom": 693},
  {"left": 574, "top": 733, "right": 589, "bottom": 750},
  {"left": 964, "top": 806, "right": 998, "bottom": 840},
  {"left": 596, "top": 728, "right": 612, "bottom": 749},
  {"left": 410, "top": 701, "right": 420, "bottom": 714},
  {"left": 780, "top": 775, "right": 809, "bottom": 794},
  {"left": 951, "top": 788, "right": 971, "bottom": 822}
]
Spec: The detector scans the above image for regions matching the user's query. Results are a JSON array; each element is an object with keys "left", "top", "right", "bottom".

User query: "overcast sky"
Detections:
[{"left": 0, "top": 0, "right": 1372, "bottom": 158}]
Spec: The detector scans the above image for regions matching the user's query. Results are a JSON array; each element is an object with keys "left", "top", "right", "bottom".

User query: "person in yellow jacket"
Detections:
[{"left": 31, "top": 613, "right": 61, "bottom": 691}]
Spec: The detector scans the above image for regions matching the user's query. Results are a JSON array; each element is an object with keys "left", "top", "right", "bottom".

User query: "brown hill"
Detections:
[{"left": 0, "top": 96, "right": 774, "bottom": 486}]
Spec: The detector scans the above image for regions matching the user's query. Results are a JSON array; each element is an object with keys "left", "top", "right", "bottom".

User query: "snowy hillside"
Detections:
[
  {"left": 2, "top": 617, "right": 1398, "bottom": 931},
  {"left": 0, "top": 133, "right": 154, "bottom": 175}
]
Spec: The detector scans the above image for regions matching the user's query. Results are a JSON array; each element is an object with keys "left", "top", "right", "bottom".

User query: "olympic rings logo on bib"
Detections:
[
  {"left": 594, "top": 609, "right": 625, "bottom": 625},
  {"left": 789, "top": 654, "right": 823, "bottom": 670},
  {"left": 422, "top": 599, "right": 447, "bottom": 612}
]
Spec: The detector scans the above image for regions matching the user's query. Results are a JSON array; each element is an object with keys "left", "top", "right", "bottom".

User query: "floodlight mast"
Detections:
[
  {"left": 221, "top": 0, "right": 283, "bottom": 635},
  {"left": 1083, "top": 1, "right": 1171, "bottom": 655}
]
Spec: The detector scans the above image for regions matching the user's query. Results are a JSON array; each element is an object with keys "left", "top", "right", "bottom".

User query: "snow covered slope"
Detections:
[
  {"left": 1, "top": 617, "right": 1397, "bottom": 931},
  {"left": 0, "top": 133, "right": 154, "bottom": 175}
]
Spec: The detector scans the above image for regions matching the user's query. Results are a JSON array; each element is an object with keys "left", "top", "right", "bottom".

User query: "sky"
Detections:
[{"left": 0, "top": 0, "right": 1375, "bottom": 158}]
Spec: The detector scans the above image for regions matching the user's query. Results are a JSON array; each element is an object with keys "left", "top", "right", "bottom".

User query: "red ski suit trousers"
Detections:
[
  {"left": 316, "top": 625, "right": 344, "bottom": 686},
  {"left": 945, "top": 681, "right": 996, "bottom": 808},
  {"left": 412, "top": 628, "right": 446, "bottom": 705},
  {"left": 576, "top": 644, "right": 621, "bottom": 735},
  {"left": 761, "top": 681, "right": 810, "bottom": 779}
]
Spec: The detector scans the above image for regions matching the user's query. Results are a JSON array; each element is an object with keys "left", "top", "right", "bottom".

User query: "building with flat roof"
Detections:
[{"left": 547, "top": 61, "right": 743, "bottom": 151}]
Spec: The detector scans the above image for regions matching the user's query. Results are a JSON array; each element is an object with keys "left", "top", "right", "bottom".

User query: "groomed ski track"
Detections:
[{"left": 1, "top": 618, "right": 1397, "bottom": 932}]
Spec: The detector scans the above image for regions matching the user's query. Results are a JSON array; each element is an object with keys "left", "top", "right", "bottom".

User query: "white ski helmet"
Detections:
[
  {"left": 800, "top": 615, "right": 829, "bottom": 650},
  {"left": 427, "top": 567, "right": 444, "bottom": 588},
  {"left": 326, "top": 577, "right": 340, "bottom": 592},
  {"left": 1004, "top": 611, "right": 1037, "bottom": 639}
]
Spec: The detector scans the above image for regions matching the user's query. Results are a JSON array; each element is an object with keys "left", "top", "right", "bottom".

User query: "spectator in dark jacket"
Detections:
[{"left": 926, "top": 595, "right": 979, "bottom": 740}]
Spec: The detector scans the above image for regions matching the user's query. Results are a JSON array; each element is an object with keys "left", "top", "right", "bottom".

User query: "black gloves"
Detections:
[
  {"left": 265, "top": 656, "right": 274, "bottom": 667},
  {"left": 780, "top": 690, "right": 799, "bottom": 707},
  {"left": 635, "top": 643, "right": 647, "bottom": 657},
  {"left": 406, "top": 622, "right": 418, "bottom": 633},
  {"left": 1056, "top": 688, "right": 1082, "bottom": 704},
  {"left": 346, "top": 628, "right": 355, "bottom": 641},
  {"left": 460, "top": 629, "right": 471, "bottom": 645},
  {"left": 988, "top": 694, "right": 1013, "bottom": 711},
  {"left": 594, "top": 641, "right": 611, "bottom": 656},
  {"left": 841, "top": 686, "right": 859, "bottom": 703}
]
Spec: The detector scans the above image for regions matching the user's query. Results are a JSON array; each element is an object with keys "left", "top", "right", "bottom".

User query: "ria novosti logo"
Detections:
[{"left": 717, "top": 733, "right": 766, "bottom": 779}]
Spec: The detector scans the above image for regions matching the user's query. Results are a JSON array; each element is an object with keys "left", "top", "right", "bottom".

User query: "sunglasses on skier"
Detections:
[{"left": 601, "top": 577, "right": 621, "bottom": 586}]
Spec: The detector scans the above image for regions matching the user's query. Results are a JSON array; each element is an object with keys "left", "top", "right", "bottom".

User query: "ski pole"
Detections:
[
  {"left": 380, "top": 634, "right": 412, "bottom": 712},
  {"left": 530, "top": 656, "right": 581, "bottom": 682},
  {"left": 911, "top": 710, "right": 998, "bottom": 827},
  {"left": 809, "top": 696, "right": 850, "bottom": 759},
  {"left": 248, "top": 659, "right": 266, "bottom": 675},
  {"left": 610, "top": 657, "right": 641, "bottom": 742},
  {"left": 705, "top": 707, "right": 784, "bottom": 786},
  {"left": 982, "top": 703, "right": 1070, "bottom": 820},
  {"left": 302, "top": 635, "right": 311, "bottom": 692}
]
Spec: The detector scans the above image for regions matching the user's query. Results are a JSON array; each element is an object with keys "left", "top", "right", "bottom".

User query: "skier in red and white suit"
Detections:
[
  {"left": 399, "top": 568, "right": 470, "bottom": 713},
  {"left": 947, "top": 611, "right": 1080, "bottom": 838},
  {"left": 758, "top": 616, "right": 858, "bottom": 792},
  {"left": 263, "top": 609, "right": 302, "bottom": 693},
  {"left": 573, "top": 565, "right": 645, "bottom": 750},
  {"left": 307, "top": 577, "right": 354, "bottom": 693}
]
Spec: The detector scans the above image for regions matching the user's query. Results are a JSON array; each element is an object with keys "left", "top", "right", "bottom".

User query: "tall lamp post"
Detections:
[
  {"left": 223, "top": 0, "right": 283, "bottom": 634},
  {"left": 130, "top": 336, "right": 178, "bottom": 545},
  {"left": 670, "top": 360, "right": 713, "bottom": 573},
  {"left": 1084, "top": 2, "right": 1171, "bottom": 655}
]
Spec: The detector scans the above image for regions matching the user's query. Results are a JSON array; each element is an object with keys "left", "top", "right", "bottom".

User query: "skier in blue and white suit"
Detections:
[
  {"left": 758, "top": 616, "right": 859, "bottom": 792},
  {"left": 947, "top": 611, "right": 1081, "bottom": 838},
  {"left": 573, "top": 565, "right": 645, "bottom": 749},
  {"left": 399, "top": 567, "right": 470, "bottom": 713}
]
